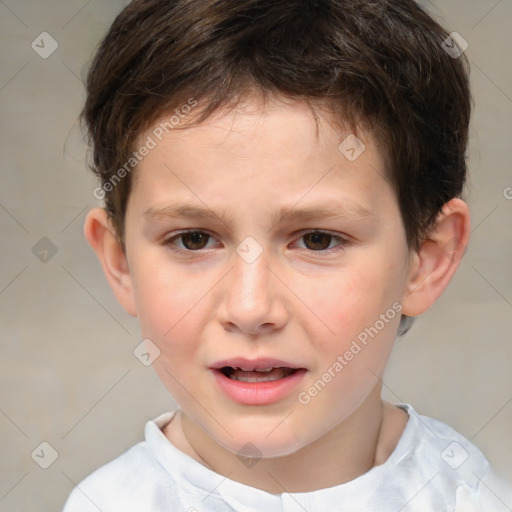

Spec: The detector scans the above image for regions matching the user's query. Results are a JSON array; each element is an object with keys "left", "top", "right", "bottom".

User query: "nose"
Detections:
[{"left": 219, "top": 249, "right": 289, "bottom": 336}]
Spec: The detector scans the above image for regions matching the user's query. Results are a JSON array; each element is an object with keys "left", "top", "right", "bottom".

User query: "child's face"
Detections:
[{"left": 123, "top": 95, "right": 413, "bottom": 457}]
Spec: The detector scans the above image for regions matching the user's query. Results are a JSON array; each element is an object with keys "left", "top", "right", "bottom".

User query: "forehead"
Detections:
[
  {"left": 140, "top": 96, "right": 341, "bottom": 161},
  {"left": 128, "top": 95, "right": 395, "bottom": 223}
]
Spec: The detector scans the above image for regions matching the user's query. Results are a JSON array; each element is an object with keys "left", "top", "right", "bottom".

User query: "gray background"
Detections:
[{"left": 0, "top": 0, "right": 511, "bottom": 510}]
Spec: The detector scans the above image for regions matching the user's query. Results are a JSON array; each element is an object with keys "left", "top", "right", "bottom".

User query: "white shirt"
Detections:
[{"left": 62, "top": 403, "right": 512, "bottom": 511}]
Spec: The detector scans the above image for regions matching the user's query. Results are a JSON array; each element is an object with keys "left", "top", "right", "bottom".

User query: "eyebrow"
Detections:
[
  {"left": 144, "top": 203, "right": 235, "bottom": 225},
  {"left": 144, "top": 201, "right": 373, "bottom": 227}
]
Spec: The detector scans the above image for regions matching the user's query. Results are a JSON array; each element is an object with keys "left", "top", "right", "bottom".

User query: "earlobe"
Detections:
[
  {"left": 401, "top": 198, "right": 470, "bottom": 318},
  {"left": 84, "top": 208, "right": 137, "bottom": 316}
]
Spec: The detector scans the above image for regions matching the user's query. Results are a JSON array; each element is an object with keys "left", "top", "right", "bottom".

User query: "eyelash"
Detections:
[{"left": 163, "top": 230, "right": 349, "bottom": 255}]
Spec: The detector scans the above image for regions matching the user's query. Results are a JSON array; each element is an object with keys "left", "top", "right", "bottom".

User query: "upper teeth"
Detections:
[
  {"left": 227, "top": 367, "right": 297, "bottom": 382},
  {"left": 236, "top": 366, "right": 274, "bottom": 372}
]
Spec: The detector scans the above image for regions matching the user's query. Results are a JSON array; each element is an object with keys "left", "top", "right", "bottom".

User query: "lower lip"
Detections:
[{"left": 211, "top": 369, "right": 306, "bottom": 405}]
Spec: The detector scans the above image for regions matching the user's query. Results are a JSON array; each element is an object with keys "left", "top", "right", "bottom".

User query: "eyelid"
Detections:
[{"left": 293, "top": 228, "right": 348, "bottom": 239}]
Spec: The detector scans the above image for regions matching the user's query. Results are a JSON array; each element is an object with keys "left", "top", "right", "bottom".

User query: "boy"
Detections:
[{"left": 63, "top": 0, "right": 511, "bottom": 510}]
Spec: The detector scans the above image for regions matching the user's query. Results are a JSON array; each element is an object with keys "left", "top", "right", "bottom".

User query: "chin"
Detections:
[{"left": 212, "top": 423, "right": 312, "bottom": 459}]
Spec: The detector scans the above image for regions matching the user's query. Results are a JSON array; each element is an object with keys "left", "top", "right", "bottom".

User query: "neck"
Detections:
[{"left": 169, "top": 386, "right": 404, "bottom": 494}]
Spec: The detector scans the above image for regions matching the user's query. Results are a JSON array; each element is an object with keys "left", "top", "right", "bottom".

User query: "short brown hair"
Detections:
[{"left": 82, "top": 0, "right": 471, "bottom": 252}]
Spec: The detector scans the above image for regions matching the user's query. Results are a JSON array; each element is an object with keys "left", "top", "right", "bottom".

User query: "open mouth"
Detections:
[
  {"left": 212, "top": 360, "right": 307, "bottom": 404},
  {"left": 220, "top": 366, "right": 298, "bottom": 383}
]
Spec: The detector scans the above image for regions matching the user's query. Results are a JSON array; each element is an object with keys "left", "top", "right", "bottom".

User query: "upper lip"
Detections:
[{"left": 211, "top": 357, "right": 303, "bottom": 371}]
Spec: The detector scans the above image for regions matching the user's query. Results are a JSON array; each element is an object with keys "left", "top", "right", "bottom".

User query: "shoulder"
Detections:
[
  {"left": 393, "top": 404, "right": 512, "bottom": 511},
  {"left": 62, "top": 441, "right": 160, "bottom": 511},
  {"left": 62, "top": 413, "right": 178, "bottom": 512},
  {"left": 402, "top": 404, "right": 488, "bottom": 473}
]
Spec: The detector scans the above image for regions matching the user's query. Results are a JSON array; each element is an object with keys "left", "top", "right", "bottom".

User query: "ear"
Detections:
[
  {"left": 84, "top": 208, "right": 137, "bottom": 316},
  {"left": 401, "top": 198, "right": 470, "bottom": 317}
]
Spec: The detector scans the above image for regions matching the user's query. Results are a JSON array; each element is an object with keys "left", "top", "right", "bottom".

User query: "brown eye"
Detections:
[
  {"left": 175, "top": 232, "right": 212, "bottom": 250},
  {"left": 302, "top": 232, "right": 334, "bottom": 251}
]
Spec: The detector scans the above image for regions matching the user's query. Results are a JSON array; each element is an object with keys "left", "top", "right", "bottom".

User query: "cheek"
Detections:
[
  {"left": 133, "top": 266, "right": 209, "bottom": 402},
  {"left": 304, "top": 261, "right": 404, "bottom": 382},
  {"left": 307, "top": 267, "right": 389, "bottom": 339},
  {"left": 132, "top": 262, "right": 206, "bottom": 351}
]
